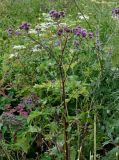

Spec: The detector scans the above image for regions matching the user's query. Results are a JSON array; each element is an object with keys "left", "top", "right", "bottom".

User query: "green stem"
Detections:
[
  {"left": 77, "top": 125, "right": 80, "bottom": 160},
  {"left": 116, "top": 151, "right": 119, "bottom": 160}
]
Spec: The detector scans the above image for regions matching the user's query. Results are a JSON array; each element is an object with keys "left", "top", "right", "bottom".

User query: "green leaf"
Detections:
[
  {"left": 27, "top": 110, "right": 42, "bottom": 123},
  {"left": 16, "top": 135, "right": 30, "bottom": 153},
  {"left": 28, "top": 125, "right": 41, "bottom": 133}
]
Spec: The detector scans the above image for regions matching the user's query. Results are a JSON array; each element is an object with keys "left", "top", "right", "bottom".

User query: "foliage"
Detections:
[{"left": 0, "top": 0, "right": 119, "bottom": 160}]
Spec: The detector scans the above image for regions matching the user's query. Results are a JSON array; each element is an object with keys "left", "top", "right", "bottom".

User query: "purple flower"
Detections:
[
  {"left": 81, "top": 29, "right": 87, "bottom": 38},
  {"left": 76, "top": 30, "right": 81, "bottom": 36},
  {"left": 15, "top": 30, "right": 21, "bottom": 35},
  {"left": 112, "top": 8, "right": 119, "bottom": 15},
  {"left": 89, "top": 32, "right": 93, "bottom": 39},
  {"left": 73, "top": 26, "right": 82, "bottom": 36},
  {"left": 64, "top": 27, "right": 71, "bottom": 33},
  {"left": 115, "top": 9, "right": 119, "bottom": 14},
  {"left": 53, "top": 11, "right": 60, "bottom": 18},
  {"left": 19, "top": 24, "right": 24, "bottom": 30},
  {"left": 26, "top": 97, "right": 33, "bottom": 104},
  {"left": 20, "top": 111, "right": 28, "bottom": 117},
  {"left": 19, "top": 22, "right": 30, "bottom": 31},
  {"left": 57, "top": 28, "right": 63, "bottom": 36},
  {"left": 49, "top": 10, "right": 56, "bottom": 15},
  {"left": 49, "top": 11, "right": 60, "bottom": 18},
  {"left": 59, "top": 11, "right": 65, "bottom": 17},
  {"left": 54, "top": 40, "right": 60, "bottom": 46},
  {"left": 44, "top": 45, "right": 49, "bottom": 49},
  {"left": 15, "top": 104, "right": 24, "bottom": 113},
  {"left": 73, "top": 26, "right": 92, "bottom": 39},
  {"left": 49, "top": 10, "right": 65, "bottom": 19}
]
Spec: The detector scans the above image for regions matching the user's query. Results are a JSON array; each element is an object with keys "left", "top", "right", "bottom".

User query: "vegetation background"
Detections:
[{"left": 0, "top": 0, "right": 119, "bottom": 160}]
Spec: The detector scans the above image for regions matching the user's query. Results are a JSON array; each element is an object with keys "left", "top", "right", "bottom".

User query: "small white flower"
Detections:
[
  {"left": 39, "top": 22, "right": 56, "bottom": 32},
  {"left": 111, "top": 67, "right": 119, "bottom": 71},
  {"left": 78, "top": 13, "right": 89, "bottom": 20},
  {"left": 29, "top": 29, "right": 37, "bottom": 34},
  {"left": 79, "top": 15, "right": 89, "bottom": 20},
  {"left": 112, "top": 15, "right": 119, "bottom": 21},
  {"left": 41, "top": 28, "right": 47, "bottom": 32},
  {"left": 32, "top": 45, "right": 41, "bottom": 52},
  {"left": 59, "top": 23, "right": 67, "bottom": 27},
  {"left": 13, "top": 45, "right": 26, "bottom": 50},
  {"left": 9, "top": 54, "right": 15, "bottom": 58},
  {"left": 9, "top": 52, "right": 18, "bottom": 58},
  {"left": 32, "top": 48, "right": 40, "bottom": 52}
]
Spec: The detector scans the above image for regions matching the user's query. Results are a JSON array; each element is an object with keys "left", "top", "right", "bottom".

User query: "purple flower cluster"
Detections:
[
  {"left": 57, "top": 28, "right": 64, "bottom": 36},
  {"left": 6, "top": 28, "right": 21, "bottom": 36},
  {"left": 57, "top": 26, "right": 93, "bottom": 39},
  {"left": 19, "top": 22, "right": 30, "bottom": 30},
  {"left": 15, "top": 104, "right": 28, "bottom": 117},
  {"left": 112, "top": 8, "right": 119, "bottom": 15},
  {"left": 5, "top": 104, "right": 29, "bottom": 118},
  {"left": 89, "top": 32, "right": 93, "bottom": 39},
  {"left": 64, "top": 26, "right": 72, "bottom": 33},
  {"left": 57, "top": 26, "right": 73, "bottom": 36},
  {"left": 21, "top": 94, "right": 39, "bottom": 106},
  {"left": 49, "top": 10, "right": 65, "bottom": 19},
  {"left": 4, "top": 94, "right": 39, "bottom": 118},
  {"left": 73, "top": 26, "right": 93, "bottom": 38},
  {"left": 49, "top": 10, "right": 94, "bottom": 38}
]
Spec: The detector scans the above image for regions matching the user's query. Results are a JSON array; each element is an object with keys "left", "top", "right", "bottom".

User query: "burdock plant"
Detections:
[{"left": 16, "top": 10, "right": 94, "bottom": 160}]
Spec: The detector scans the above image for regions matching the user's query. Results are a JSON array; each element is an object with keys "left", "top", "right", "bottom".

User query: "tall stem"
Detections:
[
  {"left": 94, "top": 114, "right": 96, "bottom": 160},
  {"left": 59, "top": 64, "right": 70, "bottom": 160}
]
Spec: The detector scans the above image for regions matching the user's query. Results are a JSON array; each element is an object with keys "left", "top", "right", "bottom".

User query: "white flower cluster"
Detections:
[
  {"left": 29, "top": 29, "right": 37, "bottom": 34},
  {"left": 9, "top": 52, "right": 18, "bottom": 58},
  {"left": 78, "top": 13, "right": 89, "bottom": 20},
  {"left": 13, "top": 45, "right": 26, "bottom": 50},
  {"left": 32, "top": 45, "right": 42, "bottom": 52}
]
